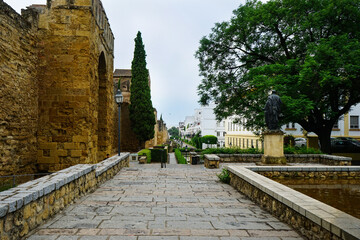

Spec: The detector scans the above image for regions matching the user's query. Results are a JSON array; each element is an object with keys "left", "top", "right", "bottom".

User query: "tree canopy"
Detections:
[
  {"left": 129, "top": 31, "right": 156, "bottom": 145},
  {"left": 196, "top": 0, "right": 360, "bottom": 153},
  {"left": 168, "top": 126, "right": 180, "bottom": 138}
]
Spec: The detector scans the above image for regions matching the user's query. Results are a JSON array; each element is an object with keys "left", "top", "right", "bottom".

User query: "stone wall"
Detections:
[
  {"left": 0, "top": 1, "right": 38, "bottom": 176},
  {"left": 214, "top": 154, "right": 352, "bottom": 165},
  {"left": 0, "top": 0, "right": 117, "bottom": 175},
  {"left": 227, "top": 166, "right": 360, "bottom": 240},
  {"left": 0, "top": 153, "right": 129, "bottom": 240},
  {"left": 36, "top": 0, "right": 116, "bottom": 172}
]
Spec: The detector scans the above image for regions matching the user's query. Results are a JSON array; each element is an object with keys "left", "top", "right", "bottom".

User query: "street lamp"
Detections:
[{"left": 115, "top": 89, "right": 123, "bottom": 156}]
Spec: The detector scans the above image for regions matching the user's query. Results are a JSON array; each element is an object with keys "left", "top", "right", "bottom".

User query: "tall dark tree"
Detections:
[
  {"left": 129, "top": 31, "right": 156, "bottom": 147},
  {"left": 196, "top": 0, "right": 360, "bottom": 153}
]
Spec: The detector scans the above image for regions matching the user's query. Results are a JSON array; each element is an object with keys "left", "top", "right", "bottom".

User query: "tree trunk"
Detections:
[{"left": 317, "top": 129, "right": 332, "bottom": 154}]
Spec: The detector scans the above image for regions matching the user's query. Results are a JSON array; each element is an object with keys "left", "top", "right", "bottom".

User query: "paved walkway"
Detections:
[{"left": 26, "top": 162, "right": 303, "bottom": 240}]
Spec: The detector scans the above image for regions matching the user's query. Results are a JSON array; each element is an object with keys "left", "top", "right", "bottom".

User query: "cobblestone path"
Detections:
[{"left": 27, "top": 162, "right": 303, "bottom": 240}]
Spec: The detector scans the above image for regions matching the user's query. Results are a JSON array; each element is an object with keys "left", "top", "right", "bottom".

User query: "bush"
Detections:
[
  {"left": 174, "top": 148, "right": 187, "bottom": 164},
  {"left": 284, "top": 146, "right": 322, "bottom": 154},
  {"left": 150, "top": 148, "right": 167, "bottom": 163},
  {"left": 202, "top": 147, "right": 263, "bottom": 155},
  {"left": 138, "top": 149, "right": 151, "bottom": 163},
  {"left": 201, "top": 135, "right": 218, "bottom": 145},
  {"left": 217, "top": 168, "right": 230, "bottom": 184}
]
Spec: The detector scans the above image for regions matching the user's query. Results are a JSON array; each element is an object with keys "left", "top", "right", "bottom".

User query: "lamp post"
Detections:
[{"left": 115, "top": 89, "right": 123, "bottom": 156}]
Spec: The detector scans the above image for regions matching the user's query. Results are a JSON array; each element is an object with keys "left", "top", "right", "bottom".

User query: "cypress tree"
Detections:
[{"left": 129, "top": 31, "right": 156, "bottom": 147}]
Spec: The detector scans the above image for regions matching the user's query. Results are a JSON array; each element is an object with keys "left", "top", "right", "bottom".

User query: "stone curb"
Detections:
[
  {"left": 227, "top": 166, "right": 360, "bottom": 240},
  {"left": 0, "top": 154, "right": 129, "bottom": 218},
  {"left": 95, "top": 153, "right": 130, "bottom": 177}
]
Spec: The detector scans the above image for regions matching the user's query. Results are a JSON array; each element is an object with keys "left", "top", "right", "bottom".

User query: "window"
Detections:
[
  {"left": 350, "top": 116, "right": 359, "bottom": 129},
  {"left": 333, "top": 121, "right": 339, "bottom": 129},
  {"left": 223, "top": 132, "right": 226, "bottom": 137},
  {"left": 217, "top": 132, "right": 220, "bottom": 137}
]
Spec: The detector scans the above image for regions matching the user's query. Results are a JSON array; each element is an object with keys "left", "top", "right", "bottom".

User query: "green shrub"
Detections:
[
  {"left": 138, "top": 149, "right": 151, "bottom": 163},
  {"left": 201, "top": 135, "right": 218, "bottom": 144},
  {"left": 202, "top": 147, "right": 263, "bottom": 155},
  {"left": 217, "top": 168, "right": 230, "bottom": 184},
  {"left": 175, "top": 148, "right": 187, "bottom": 164},
  {"left": 150, "top": 148, "right": 167, "bottom": 163},
  {"left": 284, "top": 146, "right": 322, "bottom": 154}
]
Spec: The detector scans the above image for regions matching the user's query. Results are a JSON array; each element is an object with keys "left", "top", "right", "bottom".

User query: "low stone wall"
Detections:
[
  {"left": 215, "top": 154, "right": 352, "bottom": 165},
  {"left": 248, "top": 166, "right": 360, "bottom": 179},
  {"left": 286, "top": 154, "right": 352, "bottom": 166},
  {"left": 217, "top": 154, "right": 262, "bottom": 163},
  {"left": 227, "top": 166, "right": 360, "bottom": 240},
  {"left": 0, "top": 153, "right": 129, "bottom": 240},
  {"left": 204, "top": 154, "right": 220, "bottom": 169}
]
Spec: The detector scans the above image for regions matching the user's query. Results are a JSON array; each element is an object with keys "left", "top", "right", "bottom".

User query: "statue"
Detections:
[{"left": 264, "top": 90, "right": 282, "bottom": 130}]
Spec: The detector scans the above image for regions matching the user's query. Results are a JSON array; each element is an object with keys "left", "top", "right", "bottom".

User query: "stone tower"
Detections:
[
  {"left": 0, "top": 0, "right": 116, "bottom": 175},
  {"left": 35, "top": 0, "right": 116, "bottom": 172}
]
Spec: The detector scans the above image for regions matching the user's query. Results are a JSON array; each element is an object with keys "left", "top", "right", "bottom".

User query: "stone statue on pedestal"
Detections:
[{"left": 264, "top": 90, "right": 282, "bottom": 130}]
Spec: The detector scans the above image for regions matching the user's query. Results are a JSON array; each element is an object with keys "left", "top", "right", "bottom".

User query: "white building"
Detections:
[
  {"left": 180, "top": 103, "right": 226, "bottom": 148},
  {"left": 225, "top": 103, "right": 360, "bottom": 148}
]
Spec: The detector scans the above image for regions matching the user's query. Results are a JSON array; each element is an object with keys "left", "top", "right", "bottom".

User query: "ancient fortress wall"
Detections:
[
  {"left": 0, "top": 0, "right": 116, "bottom": 175},
  {"left": 0, "top": 1, "right": 38, "bottom": 175}
]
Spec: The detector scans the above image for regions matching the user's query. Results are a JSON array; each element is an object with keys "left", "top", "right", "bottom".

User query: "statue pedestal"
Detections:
[{"left": 261, "top": 130, "right": 286, "bottom": 165}]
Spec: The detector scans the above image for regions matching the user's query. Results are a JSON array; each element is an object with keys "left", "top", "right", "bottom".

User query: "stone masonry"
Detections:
[
  {"left": 0, "top": 0, "right": 38, "bottom": 176},
  {"left": 26, "top": 162, "right": 303, "bottom": 240},
  {"left": 0, "top": 0, "right": 116, "bottom": 175}
]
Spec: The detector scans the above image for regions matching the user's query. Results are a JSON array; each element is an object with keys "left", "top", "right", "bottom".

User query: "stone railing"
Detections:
[
  {"left": 227, "top": 166, "right": 360, "bottom": 240},
  {"left": 0, "top": 153, "right": 129, "bottom": 240},
  {"left": 204, "top": 154, "right": 220, "bottom": 169},
  {"left": 217, "top": 154, "right": 262, "bottom": 163},
  {"left": 214, "top": 154, "right": 352, "bottom": 165}
]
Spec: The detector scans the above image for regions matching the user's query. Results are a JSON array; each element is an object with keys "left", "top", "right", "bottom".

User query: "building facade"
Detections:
[
  {"left": 180, "top": 103, "right": 226, "bottom": 148},
  {"left": 225, "top": 103, "right": 360, "bottom": 149}
]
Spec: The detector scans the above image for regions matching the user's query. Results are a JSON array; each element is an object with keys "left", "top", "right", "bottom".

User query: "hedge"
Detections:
[{"left": 138, "top": 149, "right": 151, "bottom": 163}]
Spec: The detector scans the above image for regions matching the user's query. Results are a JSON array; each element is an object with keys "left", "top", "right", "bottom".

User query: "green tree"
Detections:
[
  {"left": 202, "top": 135, "right": 218, "bottom": 145},
  {"left": 129, "top": 31, "right": 156, "bottom": 148},
  {"left": 168, "top": 126, "right": 180, "bottom": 138},
  {"left": 196, "top": 0, "right": 360, "bottom": 153}
]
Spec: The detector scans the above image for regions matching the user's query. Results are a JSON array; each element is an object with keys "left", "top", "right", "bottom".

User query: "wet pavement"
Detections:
[{"left": 26, "top": 154, "right": 303, "bottom": 240}]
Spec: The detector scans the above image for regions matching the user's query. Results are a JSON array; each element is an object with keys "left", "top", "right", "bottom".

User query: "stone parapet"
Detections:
[
  {"left": 204, "top": 154, "right": 220, "bottom": 169},
  {"left": 214, "top": 154, "right": 352, "bottom": 165},
  {"left": 227, "top": 166, "right": 360, "bottom": 240},
  {"left": 247, "top": 166, "right": 360, "bottom": 179},
  {"left": 217, "top": 154, "right": 262, "bottom": 163},
  {"left": 0, "top": 153, "right": 129, "bottom": 240}
]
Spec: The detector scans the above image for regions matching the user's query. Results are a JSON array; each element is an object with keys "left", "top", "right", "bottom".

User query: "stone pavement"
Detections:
[{"left": 26, "top": 162, "right": 303, "bottom": 240}]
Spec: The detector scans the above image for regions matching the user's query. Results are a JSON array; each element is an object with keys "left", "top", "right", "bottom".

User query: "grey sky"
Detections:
[{"left": 5, "top": 0, "right": 243, "bottom": 127}]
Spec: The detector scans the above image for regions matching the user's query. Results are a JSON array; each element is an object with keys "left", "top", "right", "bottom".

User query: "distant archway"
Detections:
[{"left": 97, "top": 52, "right": 108, "bottom": 161}]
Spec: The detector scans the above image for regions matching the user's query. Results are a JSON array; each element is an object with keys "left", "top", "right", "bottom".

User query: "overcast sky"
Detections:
[{"left": 5, "top": 0, "right": 244, "bottom": 127}]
